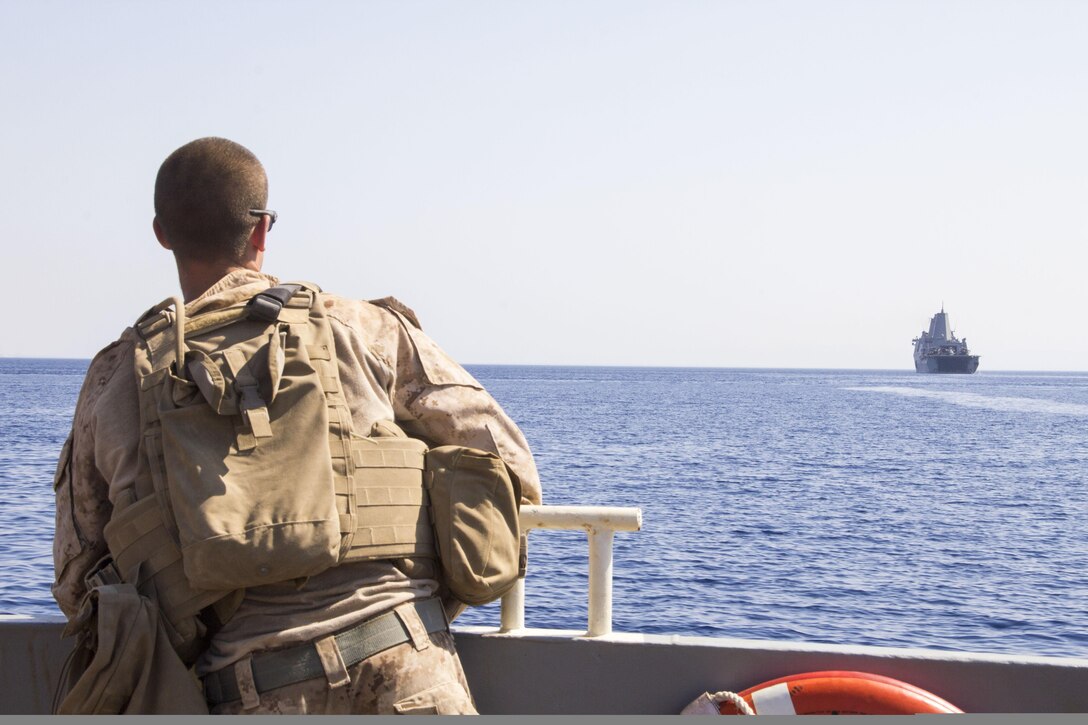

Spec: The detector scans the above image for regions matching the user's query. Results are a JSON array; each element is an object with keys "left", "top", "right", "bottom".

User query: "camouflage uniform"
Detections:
[{"left": 53, "top": 270, "right": 542, "bottom": 714}]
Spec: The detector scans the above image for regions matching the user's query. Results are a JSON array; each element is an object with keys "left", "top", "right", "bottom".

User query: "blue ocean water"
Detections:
[{"left": 2, "top": 359, "right": 1085, "bottom": 658}]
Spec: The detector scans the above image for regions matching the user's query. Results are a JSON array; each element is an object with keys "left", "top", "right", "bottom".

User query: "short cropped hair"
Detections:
[{"left": 154, "top": 137, "right": 268, "bottom": 262}]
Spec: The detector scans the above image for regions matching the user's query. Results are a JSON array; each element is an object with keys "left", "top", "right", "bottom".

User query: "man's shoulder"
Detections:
[
  {"left": 318, "top": 291, "right": 423, "bottom": 331},
  {"left": 86, "top": 329, "right": 137, "bottom": 377},
  {"left": 75, "top": 328, "right": 137, "bottom": 409},
  {"left": 365, "top": 296, "right": 423, "bottom": 329}
]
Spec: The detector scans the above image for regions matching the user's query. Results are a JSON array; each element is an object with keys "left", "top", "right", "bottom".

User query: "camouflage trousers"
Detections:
[{"left": 208, "top": 630, "right": 477, "bottom": 715}]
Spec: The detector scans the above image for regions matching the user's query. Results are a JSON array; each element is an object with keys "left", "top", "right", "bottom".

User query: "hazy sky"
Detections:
[{"left": 2, "top": 1, "right": 1086, "bottom": 370}]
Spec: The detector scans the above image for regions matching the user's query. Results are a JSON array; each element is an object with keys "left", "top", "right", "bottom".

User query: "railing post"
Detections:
[
  {"left": 587, "top": 528, "right": 615, "bottom": 636},
  {"left": 499, "top": 577, "right": 525, "bottom": 632},
  {"left": 498, "top": 505, "right": 641, "bottom": 637}
]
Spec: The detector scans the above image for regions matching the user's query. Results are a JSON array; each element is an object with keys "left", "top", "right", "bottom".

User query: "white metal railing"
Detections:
[{"left": 499, "top": 504, "right": 642, "bottom": 637}]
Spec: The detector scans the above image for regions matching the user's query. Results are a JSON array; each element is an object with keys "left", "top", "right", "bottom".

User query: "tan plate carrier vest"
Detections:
[{"left": 100, "top": 283, "right": 434, "bottom": 663}]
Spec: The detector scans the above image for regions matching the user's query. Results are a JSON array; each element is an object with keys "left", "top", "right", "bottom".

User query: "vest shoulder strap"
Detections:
[{"left": 248, "top": 281, "right": 322, "bottom": 322}]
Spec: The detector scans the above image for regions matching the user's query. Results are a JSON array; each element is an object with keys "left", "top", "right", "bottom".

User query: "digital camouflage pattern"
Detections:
[{"left": 52, "top": 269, "right": 541, "bottom": 712}]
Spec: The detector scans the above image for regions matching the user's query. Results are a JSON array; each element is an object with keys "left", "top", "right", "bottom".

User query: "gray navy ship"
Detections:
[{"left": 913, "top": 308, "right": 980, "bottom": 374}]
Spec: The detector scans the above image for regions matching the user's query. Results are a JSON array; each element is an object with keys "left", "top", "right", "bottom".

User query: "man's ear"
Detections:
[
  {"left": 153, "top": 218, "right": 171, "bottom": 250},
  {"left": 249, "top": 217, "right": 267, "bottom": 253}
]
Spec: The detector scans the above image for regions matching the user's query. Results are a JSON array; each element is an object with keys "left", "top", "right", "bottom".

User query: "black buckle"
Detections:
[
  {"left": 84, "top": 555, "right": 123, "bottom": 590},
  {"left": 246, "top": 284, "right": 302, "bottom": 323}
]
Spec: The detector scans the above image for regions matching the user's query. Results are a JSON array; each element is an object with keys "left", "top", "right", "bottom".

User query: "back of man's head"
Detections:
[{"left": 154, "top": 137, "right": 268, "bottom": 263}]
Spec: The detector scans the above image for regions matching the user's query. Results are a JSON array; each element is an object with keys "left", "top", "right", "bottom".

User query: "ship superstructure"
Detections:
[{"left": 913, "top": 308, "right": 979, "bottom": 374}]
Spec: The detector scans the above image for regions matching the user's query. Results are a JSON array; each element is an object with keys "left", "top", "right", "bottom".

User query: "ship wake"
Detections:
[{"left": 847, "top": 386, "right": 1088, "bottom": 416}]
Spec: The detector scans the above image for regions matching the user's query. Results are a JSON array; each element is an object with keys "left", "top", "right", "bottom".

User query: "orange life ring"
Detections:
[{"left": 717, "top": 670, "right": 963, "bottom": 715}]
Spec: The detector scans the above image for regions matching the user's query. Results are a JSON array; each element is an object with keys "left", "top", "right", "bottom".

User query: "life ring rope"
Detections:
[{"left": 706, "top": 691, "right": 755, "bottom": 716}]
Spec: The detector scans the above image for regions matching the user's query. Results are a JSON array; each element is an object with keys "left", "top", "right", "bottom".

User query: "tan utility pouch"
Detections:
[
  {"left": 103, "top": 496, "right": 240, "bottom": 664},
  {"left": 54, "top": 583, "right": 208, "bottom": 714},
  {"left": 425, "top": 446, "right": 522, "bottom": 605},
  {"left": 139, "top": 287, "right": 341, "bottom": 590}
]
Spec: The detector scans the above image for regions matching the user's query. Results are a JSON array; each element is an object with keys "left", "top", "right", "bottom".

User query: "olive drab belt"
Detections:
[
  {"left": 202, "top": 597, "right": 450, "bottom": 707},
  {"left": 101, "top": 283, "right": 434, "bottom": 662}
]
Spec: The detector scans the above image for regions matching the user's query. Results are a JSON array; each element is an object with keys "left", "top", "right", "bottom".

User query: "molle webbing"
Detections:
[{"left": 342, "top": 432, "right": 434, "bottom": 562}]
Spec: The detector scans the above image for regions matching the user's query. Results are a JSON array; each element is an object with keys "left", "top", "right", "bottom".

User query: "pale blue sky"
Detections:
[{"left": 2, "top": 1, "right": 1086, "bottom": 369}]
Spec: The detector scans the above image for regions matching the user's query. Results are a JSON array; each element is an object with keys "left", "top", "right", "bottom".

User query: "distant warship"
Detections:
[{"left": 913, "top": 308, "right": 979, "bottom": 374}]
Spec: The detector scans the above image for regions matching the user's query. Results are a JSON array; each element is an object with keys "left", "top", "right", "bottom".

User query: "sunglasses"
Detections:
[{"left": 248, "top": 209, "right": 278, "bottom": 231}]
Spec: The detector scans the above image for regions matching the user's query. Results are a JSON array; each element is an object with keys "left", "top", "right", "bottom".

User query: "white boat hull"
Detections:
[{"left": 4, "top": 616, "right": 1087, "bottom": 714}]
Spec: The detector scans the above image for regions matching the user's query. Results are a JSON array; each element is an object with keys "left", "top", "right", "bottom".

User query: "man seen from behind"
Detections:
[{"left": 51, "top": 137, "right": 542, "bottom": 714}]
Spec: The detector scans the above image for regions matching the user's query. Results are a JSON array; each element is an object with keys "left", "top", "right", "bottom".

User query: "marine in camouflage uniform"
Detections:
[{"left": 52, "top": 138, "right": 541, "bottom": 715}]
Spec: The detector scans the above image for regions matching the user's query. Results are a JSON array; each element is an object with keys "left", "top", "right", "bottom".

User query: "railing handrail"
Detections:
[{"left": 499, "top": 504, "right": 643, "bottom": 637}]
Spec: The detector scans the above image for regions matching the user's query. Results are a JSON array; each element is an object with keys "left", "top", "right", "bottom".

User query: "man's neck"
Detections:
[{"left": 175, "top": 259, "right": 260, "bottom": 303}]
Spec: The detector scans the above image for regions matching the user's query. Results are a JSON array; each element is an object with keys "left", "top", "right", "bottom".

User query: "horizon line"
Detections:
[{"left": 2, "top": 356, "right": 1086, "bottom": 376}]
